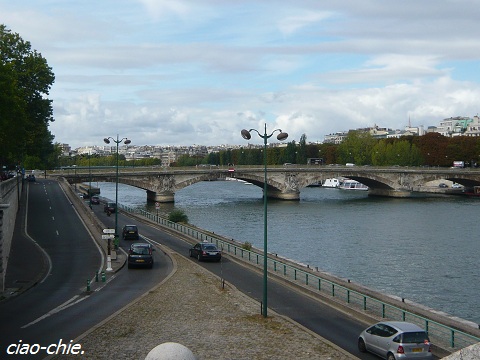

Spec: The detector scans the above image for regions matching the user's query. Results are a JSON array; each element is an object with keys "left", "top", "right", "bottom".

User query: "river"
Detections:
[{"left": 92, "top": 179, "right": 480, "bottom": 325}]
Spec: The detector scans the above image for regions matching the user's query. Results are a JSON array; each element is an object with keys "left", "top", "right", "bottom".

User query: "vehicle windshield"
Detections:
[
  {"left": 125, "top": 226, "right": 137, "bottom": 231},
  {"left": 132, "top": 247, "right": 150, "bottom": 255},
  {"left": 402, "top": 332, "right": 429, "bottom": 344},
  {"left": 203, "top": 245, "right": 217, "bottom": 250}
]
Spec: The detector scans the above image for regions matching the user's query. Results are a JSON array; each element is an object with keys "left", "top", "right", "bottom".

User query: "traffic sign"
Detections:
[
  {"left": 102, "top": 234, "right": 115, "bottom": 240},
  {"left": 103, "top": 228, "right": 115, "bottom": 234},
  {"left": 155, "top": 202, "right": 160, "bottom": 209}
]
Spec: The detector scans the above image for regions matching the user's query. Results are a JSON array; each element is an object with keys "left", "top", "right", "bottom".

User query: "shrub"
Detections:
[
  {"left": 242, "top": 241, "right": 252, "bottom": 251},
  {"left": 168, "top": 209, "right": 189, "bottom": 223}
]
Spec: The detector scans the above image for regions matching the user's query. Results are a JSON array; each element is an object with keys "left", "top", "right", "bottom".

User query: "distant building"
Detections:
[
  {"left": 464, "top": 115, "right": 480, "bottom": 137},
  {"left": 435, "top": 116, "right": 472, "bottom": 137}
]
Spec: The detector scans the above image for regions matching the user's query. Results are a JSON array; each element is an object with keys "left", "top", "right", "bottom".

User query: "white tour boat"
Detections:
[
  {"left": 339, "top": 179, "right": 368, "bottom": 191},
  {"left": 322, "top": 178, "right": 341, "bottom": 188}
]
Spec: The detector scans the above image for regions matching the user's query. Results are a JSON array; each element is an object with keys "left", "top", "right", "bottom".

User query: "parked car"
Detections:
[
  {"left": 122, "top": 225, "right": 139, "bottom": 240},
  {"left": 438, "top": 183, "right": 448, "bottom": 188},
  {"left": 189, "top": 242, "right": 222, "bottom": 262},
  {"left": 358, "top": 321, "right": 432, "bottom": 360},
  {"left": 90, "top": 195, "right": 100, "bottom": 205},
  {"left": 127, "top": 243, "right": 154, "bottom": 269},
  {"left": 103, "top": 201, "right": 117, "bottom": 213}
]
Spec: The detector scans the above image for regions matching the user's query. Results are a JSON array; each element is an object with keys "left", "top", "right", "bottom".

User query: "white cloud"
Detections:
[{"left": 2, "top": 1, "right": 480, "bottom": 148}]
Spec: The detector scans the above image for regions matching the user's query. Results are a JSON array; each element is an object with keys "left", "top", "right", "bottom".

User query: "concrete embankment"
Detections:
[{"left": 0, "top": 177, "right": 24, "bottom": 294}]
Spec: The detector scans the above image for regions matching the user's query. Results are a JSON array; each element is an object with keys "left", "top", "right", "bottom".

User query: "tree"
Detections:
[
  {"left": 337, "top": 131, "right": 376, "bottom": 165},
  {"left": 297, "top": 134, "right": 307, "bottom": 164},
  {"left": 0, "top": 25, "right": 55, "bottom": 169}
]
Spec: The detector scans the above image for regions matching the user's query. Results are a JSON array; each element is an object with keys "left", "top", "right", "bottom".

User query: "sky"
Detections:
[{"left": 2, "top": 0, "right": 480, "bottom": 149}]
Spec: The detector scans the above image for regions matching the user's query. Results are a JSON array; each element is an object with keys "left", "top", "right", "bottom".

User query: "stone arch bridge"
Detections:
[{"left": 55, "top": 166, "right": 480, "bottom": 202}]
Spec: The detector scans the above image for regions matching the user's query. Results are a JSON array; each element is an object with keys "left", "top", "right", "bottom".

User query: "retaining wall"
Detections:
[{"left": 0, "top": 177, "right": 22, "bottom": 293}]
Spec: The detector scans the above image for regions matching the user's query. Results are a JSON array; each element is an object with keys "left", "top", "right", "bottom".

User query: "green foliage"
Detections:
[
  {"left": 168, "top": 209, "right": 189, "bottom": 223},
  {"left": 0, "top": 24, "right": 55, "bottom": 169},
  {"left": 337, "top": 131, "right": 376, "bottom": 165},
  {"left": 242, "top": 241, "right": 252, "bottom": 251}
]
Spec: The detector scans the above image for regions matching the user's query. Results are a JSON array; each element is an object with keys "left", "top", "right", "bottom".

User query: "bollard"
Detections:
[
  {"left": 87, "top": 279, "right": 91, "bottom": 292},
  {"left": 95, "top": 271, "right": 99, "bottom": 282},
  {"left": 101, "top": 271, "right": 106, "bottom": 282}
]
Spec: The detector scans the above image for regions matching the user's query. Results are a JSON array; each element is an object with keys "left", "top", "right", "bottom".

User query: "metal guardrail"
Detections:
[{"left": 119, "top": 202, "right": 480, "bottom": 352}]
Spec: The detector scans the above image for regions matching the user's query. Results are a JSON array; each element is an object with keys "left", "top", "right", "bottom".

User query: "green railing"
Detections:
[{"left": 119, "top": 202, "right": 480, "bottom": 352}]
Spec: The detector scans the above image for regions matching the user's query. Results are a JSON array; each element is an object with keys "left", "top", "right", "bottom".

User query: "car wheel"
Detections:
[
  {"left": 387, "top": 353, "right": 396, "bottom": 360},
  {"left": 197, "top": 254, "right": 202, "bottom": 262},
  {"left": 357, "top": 338, "right": 366, "bottom": 353}
]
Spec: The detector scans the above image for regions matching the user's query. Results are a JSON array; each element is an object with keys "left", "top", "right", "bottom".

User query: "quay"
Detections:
[
  {"left": 62, "top": 177, "right": 480, "bottom": 358},
  {"left": 2, "top": 177, "right": 479, "bottom": 359}
]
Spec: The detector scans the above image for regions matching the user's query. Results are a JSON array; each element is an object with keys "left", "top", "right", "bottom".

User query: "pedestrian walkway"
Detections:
[{"left": 2, "top": 185, "right": 49, "bottom": 300}]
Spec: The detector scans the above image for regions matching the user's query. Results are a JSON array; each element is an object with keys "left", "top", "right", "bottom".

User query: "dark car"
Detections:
[
  {"left": 128, "top": 243, "right": 154, "bottom": 269},
  {"left": 438, "top": 183, "right": 448, "bottom": 188},
  {"left": 358, "top": 321, "right": 432, "bottom": 360},
  {"left": 122, "top": 225, "right": 139, "bottom": 240},
  {"left": 90, "top": 195, "right": 100, "bottom": 205},
  {"left": 189, "top": 242, "right": 222, "bottom": 262},
  {"left": 103, "top": 201, "right": 117, "bottom": 213}
]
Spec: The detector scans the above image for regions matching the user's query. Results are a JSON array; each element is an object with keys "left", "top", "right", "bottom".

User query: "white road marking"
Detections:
[{"left": 21, "top": 295, "right": 88, "bottom": 328}]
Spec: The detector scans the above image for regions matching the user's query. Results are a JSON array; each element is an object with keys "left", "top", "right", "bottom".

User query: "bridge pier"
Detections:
[
  {"left": 368, "top": 189, "right": 412, "bottom": 198},
  {"left": 147, "top": 190, "right": 175, "bottom": 203},
  {"left": 268, "top": 189, "right": 300, "bottom": 200}
]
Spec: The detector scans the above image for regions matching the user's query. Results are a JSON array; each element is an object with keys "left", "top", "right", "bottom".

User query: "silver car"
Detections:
[{"left": 358, "top": 321, "right": 432, "bottom": 360}]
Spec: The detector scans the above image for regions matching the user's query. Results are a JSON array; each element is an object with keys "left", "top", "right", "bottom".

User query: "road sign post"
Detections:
[{"left": 103, "top": 229, "right": 115, "bottom": 271}]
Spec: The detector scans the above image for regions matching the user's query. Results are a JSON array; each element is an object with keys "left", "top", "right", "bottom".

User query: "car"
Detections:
[
  {"left": 189, "top": 242, "right": 222, "bottom": 262},
  {"left": 103, "top": 201, "right": 117, "bottom": 213},
  {"left": 122, "top": 225, "right": 139, "bottom": 240},
  {"left": 127, "top": 243, "right": 154, "bottom": 268},
  {"left": 90, "top": 195, "right": 100, "bottom": 205},
  {"left": 452, "top": 183, "right": 463, "bottom": 189},
  {"left": 438, "top": 183, "right": 448, "bottom": 188},
  {"left": 358, "top": 321, "right": 432, "bottom": 360}
]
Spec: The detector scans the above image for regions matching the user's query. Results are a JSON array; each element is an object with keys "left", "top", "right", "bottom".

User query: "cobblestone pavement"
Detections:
[{"left": 57, "top": 250, "right": 356, "bottom": 360}]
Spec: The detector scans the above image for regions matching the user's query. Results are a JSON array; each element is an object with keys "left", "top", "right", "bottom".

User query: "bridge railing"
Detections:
[{"left": 118, "top": 202, "right": 480, "bottom": 353}]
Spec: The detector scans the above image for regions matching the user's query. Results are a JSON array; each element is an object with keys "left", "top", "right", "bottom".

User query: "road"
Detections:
[{"left": 0, "top": 179, "right": 173, "bottom": 359}]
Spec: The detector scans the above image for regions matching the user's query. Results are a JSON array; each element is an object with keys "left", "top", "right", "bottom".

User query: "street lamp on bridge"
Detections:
[
  {"left": 240, "top": 124, "right": 288, "bottom": 317},
  {"left": 103, "top": 135, "right": 131, "bottom": 264}
]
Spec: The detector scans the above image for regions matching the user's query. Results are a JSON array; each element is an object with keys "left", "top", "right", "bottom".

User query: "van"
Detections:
[{"left": 345, "top": 163, "right": 355, "bottom": 167}]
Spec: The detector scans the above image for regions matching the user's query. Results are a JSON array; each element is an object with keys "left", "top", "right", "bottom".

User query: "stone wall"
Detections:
[{"left": 0, "top": 177, "right": 22, "bottom": 292}]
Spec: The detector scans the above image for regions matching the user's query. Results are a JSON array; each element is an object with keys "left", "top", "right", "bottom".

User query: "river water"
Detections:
[{"left": 93, "top": 180, "right": 480, "bottom": 325}]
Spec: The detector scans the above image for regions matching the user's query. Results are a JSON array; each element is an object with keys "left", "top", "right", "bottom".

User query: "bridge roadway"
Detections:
[{"left": 51, "top": 165, "right": 480, "bottom": 202}]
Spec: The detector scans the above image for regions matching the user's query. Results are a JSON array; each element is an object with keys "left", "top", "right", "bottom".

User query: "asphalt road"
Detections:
[{"left": 0, "top": 179, "right": 173, "bottom": 360}]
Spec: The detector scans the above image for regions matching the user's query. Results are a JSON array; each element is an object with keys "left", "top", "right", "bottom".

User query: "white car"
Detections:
[{"left": 358, "top": 321, "right": 432, "bottom": 360}]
